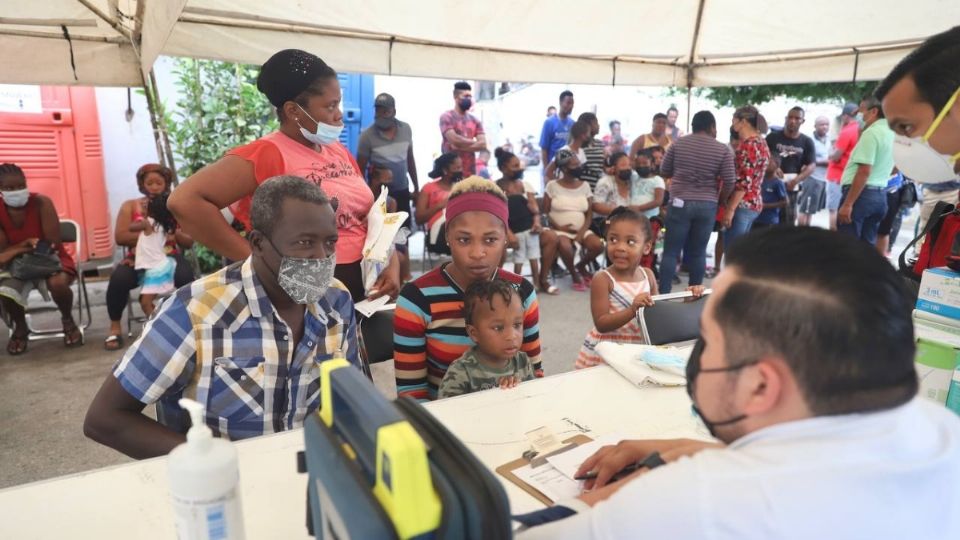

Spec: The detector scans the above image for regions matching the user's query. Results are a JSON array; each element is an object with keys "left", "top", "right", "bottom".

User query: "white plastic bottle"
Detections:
[{"left": 168, "top": 398, "right": 246, "bottom": 540}]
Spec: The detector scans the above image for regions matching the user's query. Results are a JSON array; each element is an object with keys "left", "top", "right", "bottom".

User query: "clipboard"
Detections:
[{"left": 495, "top": 434, "right": 593, "bottom": 506}]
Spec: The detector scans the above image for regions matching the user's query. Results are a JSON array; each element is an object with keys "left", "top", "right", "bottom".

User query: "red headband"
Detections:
[{"left": 445, "top": 192, "right": 508, "bottom": 227}]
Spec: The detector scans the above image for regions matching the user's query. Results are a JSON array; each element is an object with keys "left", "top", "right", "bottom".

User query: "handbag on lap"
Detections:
[{"left": 9, "top": 250, "right": 62, "bottom": 281}]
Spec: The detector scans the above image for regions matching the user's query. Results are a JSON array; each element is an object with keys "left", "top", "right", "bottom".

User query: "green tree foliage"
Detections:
[
  {"left": 160, "top": 58, "right": 277, "bottom": 273},
  {"left": 163, "top": 58, "right": 277, "bottom": 179},
  {"left": 669, "top": 82, "right": 878, "bottom": 108}
]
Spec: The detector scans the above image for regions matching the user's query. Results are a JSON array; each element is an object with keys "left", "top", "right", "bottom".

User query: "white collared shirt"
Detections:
[{"left": 520, "top": 398, "right": 960, "bottom": 539}]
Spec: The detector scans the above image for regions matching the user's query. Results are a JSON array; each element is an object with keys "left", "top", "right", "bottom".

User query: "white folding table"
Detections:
[{"left": 0, "top": 365, "right": 704, "bottom": 539}]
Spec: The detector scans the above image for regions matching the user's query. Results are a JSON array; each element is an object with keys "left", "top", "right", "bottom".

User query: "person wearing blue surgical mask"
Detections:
[
  {"left": 0, "top": 163, "right": 82, "bottom": 354},
  {"left": 168, "top": 49, "right": 400, "bottom": 303},
  {"left": 876, "top": 26, "right": 960, "bottom": 184}
]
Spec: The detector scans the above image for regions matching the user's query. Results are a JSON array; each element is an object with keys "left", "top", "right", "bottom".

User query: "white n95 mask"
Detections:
[{"left": 892, "top": 86, "right": 960, "bottom": 184}]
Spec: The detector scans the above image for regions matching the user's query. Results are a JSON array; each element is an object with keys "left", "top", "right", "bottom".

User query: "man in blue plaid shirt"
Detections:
[{"left": 85, "top": 176, "right": 359, "bottom": 458}]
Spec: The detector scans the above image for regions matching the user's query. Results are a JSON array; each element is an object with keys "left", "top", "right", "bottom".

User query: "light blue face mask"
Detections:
[
  {"left": 296, "top": 104, "right": 344, "bottom": 146},
  {"left": 1, "top": 188, "right": 29, "bottom": 208}
]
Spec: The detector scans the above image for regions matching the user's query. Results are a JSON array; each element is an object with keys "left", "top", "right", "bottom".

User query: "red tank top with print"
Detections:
[{"left": 0, "top": 194, "right": 77, "bottom": 274}]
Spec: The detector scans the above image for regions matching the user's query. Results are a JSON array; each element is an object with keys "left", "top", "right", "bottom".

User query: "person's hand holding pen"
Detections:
[{"left": 575, "top": 438, "right": 724, "bottom": 490}]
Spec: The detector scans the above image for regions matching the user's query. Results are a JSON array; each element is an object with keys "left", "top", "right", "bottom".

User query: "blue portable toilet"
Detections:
[{"left": 337, "top": 73, "right": 374, "bottom": 157}]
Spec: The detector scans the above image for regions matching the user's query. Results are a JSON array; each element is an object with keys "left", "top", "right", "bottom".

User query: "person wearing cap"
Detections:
[
  {"left": 825, "top": 103, "right": 861, "bottom": 231},
  {"left": 837, "top": 95, "right": 896, "bottom": 245},
  {"left": 168, "top": 49, "right": 400, "bottom": 302},
  {"left": 876, "top": 25, "right": 960, "bottom": 235},
  {"left": 357, "top": 93, "right": 418, "bottom": 282},
  {"left": 394, "top": 177, "right": 543, "bottom": 401},
  {"left": 439, "top": 81, "right": 486, "bottom": 176}
]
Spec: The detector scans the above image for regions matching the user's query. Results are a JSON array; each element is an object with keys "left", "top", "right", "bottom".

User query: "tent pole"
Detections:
[
  {"left": 149, "top": 70, "right": 179, "bottom": 184},
  {"left": 685, "top": 0, "right": 706, "bottom": 134},
  {"left": 141, "top": 68, "right": 179, "bottom": 184}
]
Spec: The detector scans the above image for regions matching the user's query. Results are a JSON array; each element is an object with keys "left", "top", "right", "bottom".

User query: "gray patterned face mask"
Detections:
[{"left": 266, "top": 237, "right": 336, "bottom": 304}]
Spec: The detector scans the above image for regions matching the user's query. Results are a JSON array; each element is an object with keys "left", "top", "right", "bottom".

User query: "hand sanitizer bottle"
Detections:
[{"left": 168, "top": 398, "right": 246, "bottom": 540}]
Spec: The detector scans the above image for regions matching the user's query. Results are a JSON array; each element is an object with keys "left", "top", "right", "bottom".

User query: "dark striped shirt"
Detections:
[
  {"left": 660, "top": 133, "right": 736, "bottom": 204},
  {"left": 582, "top": 140, "right": 606, "bottom": 189},
  {"left": 393, "top": 264, "right": 542, "bottom": 401}
]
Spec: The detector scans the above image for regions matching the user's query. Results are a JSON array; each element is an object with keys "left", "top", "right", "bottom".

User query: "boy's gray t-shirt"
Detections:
[{"left": 438, "top": 347, "right": 536, "bottom": 398}]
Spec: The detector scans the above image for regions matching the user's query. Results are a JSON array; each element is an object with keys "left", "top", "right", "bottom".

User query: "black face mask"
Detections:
[
  {"left": 686, "top": 337, "right": 756, "bottom": 438},
  {"left": 635, "top": 166, "right": 653, "bottom": 178},
  {"left": 567, "top": 166, "right": 584, "bottom": 179},
  {"left": 458, "top": 97, "right": 473, "bottom": 111},
  {"left": 617, "top": 169, "right": 633, "bottom": 181},
  {"left": 512, "top": 170, "right": 525, "bottom": 181},
  {"left": 450, "top": 172, "right": 464, "bottom": 183}
]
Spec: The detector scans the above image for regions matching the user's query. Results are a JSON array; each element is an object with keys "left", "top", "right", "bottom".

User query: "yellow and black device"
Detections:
[{"left": 300, "top": 359, "right": 513, "bottom": 540}]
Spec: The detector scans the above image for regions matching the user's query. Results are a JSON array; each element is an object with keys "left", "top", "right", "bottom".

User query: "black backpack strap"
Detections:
[{"left": 899, "top": 200, "right": 955, "bottom": 278}]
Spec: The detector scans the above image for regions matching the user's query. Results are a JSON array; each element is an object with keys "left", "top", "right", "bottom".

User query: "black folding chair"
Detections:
[
  {"left": 16, "top": 220, "right": 92, "bottom": 342},
  {"left": 638, "top": 290, "right": 712, "bottom": 346},
  {"left": 356, "top": 307, "right": 395, "bottom": 379}
]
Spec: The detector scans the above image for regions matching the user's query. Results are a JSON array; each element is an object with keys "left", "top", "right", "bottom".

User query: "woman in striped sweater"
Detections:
[{"left": 393, "top": 177, "right": 543, "bottom": 401}]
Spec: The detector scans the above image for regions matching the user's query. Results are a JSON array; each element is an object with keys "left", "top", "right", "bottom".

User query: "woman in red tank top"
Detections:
[
  {"left": 167, "top": 49, "right": 399, "bottom": 302},
  {"left": 0, "top": 163, "right": 82, "bottom": 354}
]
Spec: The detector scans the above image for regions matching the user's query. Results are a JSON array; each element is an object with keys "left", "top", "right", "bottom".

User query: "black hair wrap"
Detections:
[{"left": 257, "top": 49, "right": 335, "bottom": 108}]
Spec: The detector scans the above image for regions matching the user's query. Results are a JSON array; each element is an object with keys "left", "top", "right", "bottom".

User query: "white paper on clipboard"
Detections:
[{"left": 511, "top": 463, "right": 583, "bottom": 503}]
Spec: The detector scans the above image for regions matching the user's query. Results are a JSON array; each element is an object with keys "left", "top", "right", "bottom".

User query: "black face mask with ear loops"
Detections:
[{"left": 686, "top": 337, "right": 757, "bottom": 438}]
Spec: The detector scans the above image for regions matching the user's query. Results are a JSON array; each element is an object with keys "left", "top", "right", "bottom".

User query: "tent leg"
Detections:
[
  {"left": 142, "top": 69, "right": 179, "bottom": 184},
  {"left": 685, "top": 85, "right": 692, "bottom": 133}
]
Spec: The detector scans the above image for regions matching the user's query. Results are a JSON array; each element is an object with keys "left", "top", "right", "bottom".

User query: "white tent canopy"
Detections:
[{"left": 1, "top": 0, "right": 958, "bottom": 88}]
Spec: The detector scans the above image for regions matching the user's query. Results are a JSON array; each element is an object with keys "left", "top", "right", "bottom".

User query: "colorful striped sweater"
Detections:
[{"left": 394, "top": 264, "right": 542, "bottom": 401}]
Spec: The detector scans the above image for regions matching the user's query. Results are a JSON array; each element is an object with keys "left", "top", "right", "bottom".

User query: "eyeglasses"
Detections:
[{"left": 688, "top": 358, "right": 760, "bottom": 397}]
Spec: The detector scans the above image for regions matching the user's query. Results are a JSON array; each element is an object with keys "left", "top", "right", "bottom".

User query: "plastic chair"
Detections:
[
  {"left": 420, "top": 221, "right": 448, "bottom": 273},
  {"left": 356, "top": 307, "right": 395, "bottom": 379},
  {"left": 19, "top": 220, "right": 92, "bottom": 341},
  {"left": 638, "top": 290, "right": 712, "bottom": 346},
  {"left": 126, "top": 291, "right": 172, "bottom": 337}
]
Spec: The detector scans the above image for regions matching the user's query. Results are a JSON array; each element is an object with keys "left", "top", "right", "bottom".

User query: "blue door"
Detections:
[{"left": 337, "top": 73, "right": 374, "bottom": 157}]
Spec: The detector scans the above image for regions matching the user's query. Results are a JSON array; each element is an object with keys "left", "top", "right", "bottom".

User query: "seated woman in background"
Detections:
[
  {"left": 0, "top": 163, "right": 82, "bottom": 354},
  {"left": 495, "top": 147, "right": 551, "bottom": 292},
  {"left": 593, "top": 150, "right": 666, "bottom": 230},
  {"left": 104, "top": 164, "right": 193, "bottom": 351},
  {"left": 415, "top": 152, "right": 462, "bottom": 254},
  {"left": 543, "top": 150, "right": 603, "bottom": 292}
]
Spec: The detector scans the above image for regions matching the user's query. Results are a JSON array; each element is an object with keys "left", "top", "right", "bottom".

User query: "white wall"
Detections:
[
  {"left": 95, "top": 56, "right": 180, "bottom": 236},
  {"left": 372, "top": 75, "right": 464, "bottom": 189}
]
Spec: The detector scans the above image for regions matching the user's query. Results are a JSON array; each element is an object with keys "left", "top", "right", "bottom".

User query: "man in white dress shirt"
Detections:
[{"left": 520, "top": 226, "right": 960, "bottom": 539}]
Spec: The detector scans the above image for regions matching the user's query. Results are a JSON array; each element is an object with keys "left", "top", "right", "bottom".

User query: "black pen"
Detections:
[{"left": 574, "top": 451, "right": 666, "bottom": 481}]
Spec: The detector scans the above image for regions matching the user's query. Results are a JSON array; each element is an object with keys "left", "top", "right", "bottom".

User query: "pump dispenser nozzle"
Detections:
[{"left": 179, "top": 398, "right": 212, "bottom": 445}]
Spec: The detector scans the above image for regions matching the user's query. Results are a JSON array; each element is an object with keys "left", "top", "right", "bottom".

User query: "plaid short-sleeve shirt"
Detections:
[{"left": 113, "top": 258, "right": 359, "bottom": 440}]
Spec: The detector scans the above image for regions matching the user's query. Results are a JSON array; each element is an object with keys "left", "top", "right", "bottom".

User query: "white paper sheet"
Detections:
[
  {"left": 354, "top": 296, "right": 393, "bottom": 318},
  {"left": 545, "top": 433, "right": 627, "bottom": 480},
  {"left": 512, "top": 463, "right": 583, "bottom": 503}
]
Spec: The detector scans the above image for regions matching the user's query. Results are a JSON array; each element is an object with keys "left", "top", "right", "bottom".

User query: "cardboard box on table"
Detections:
[{"left": 914, "top": 309, "right": 960, "bottom": 415}]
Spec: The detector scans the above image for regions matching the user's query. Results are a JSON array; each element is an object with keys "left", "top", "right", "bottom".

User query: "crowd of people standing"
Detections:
[{"left": 430, "top": 81, "right": 917, "bottom": 297}]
